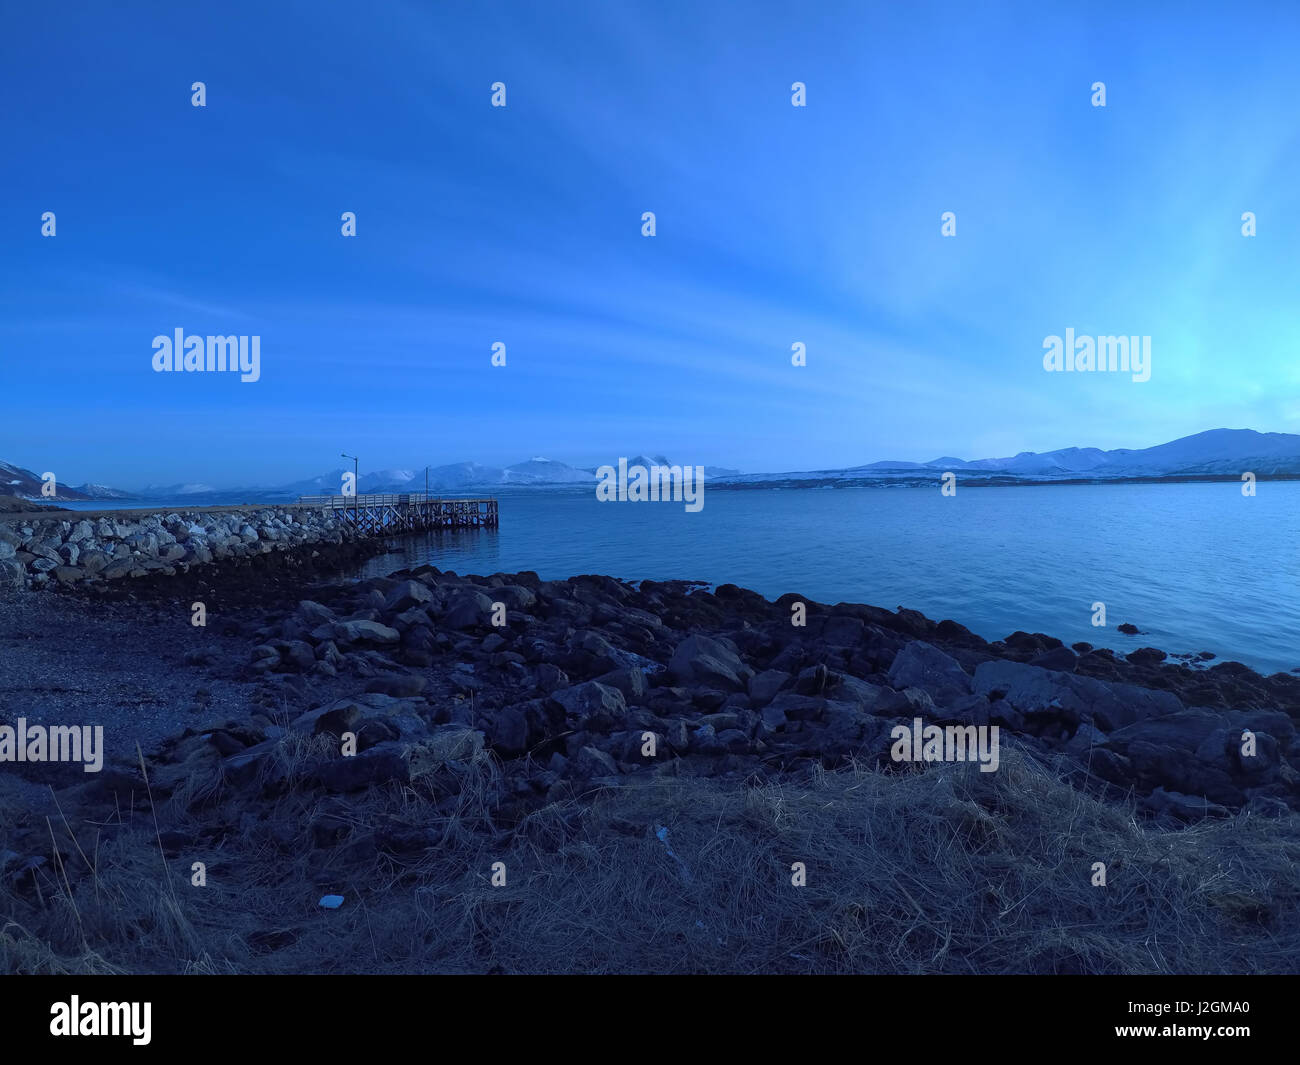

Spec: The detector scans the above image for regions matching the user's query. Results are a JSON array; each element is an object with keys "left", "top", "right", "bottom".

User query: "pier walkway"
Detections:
[{"left": 297, "top": 493, "right": 499, "bottom": 535}]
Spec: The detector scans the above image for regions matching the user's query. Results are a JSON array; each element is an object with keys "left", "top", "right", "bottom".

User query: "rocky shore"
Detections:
[
  {"left": 143, "top": 564, "right": 1300, "bottom": 819},
  {"left": 3, "top": 548, "right": 1298, "bottom": 973}
]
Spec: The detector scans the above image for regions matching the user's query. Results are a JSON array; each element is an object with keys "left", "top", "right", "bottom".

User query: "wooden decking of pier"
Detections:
[{"left": 298, "top": 493, "right": 499, "bottom": 535}]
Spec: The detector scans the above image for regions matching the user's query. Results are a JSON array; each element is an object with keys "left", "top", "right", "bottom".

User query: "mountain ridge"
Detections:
[{"left": 5, "top": 429, "right": 1298, "bottom": 501}]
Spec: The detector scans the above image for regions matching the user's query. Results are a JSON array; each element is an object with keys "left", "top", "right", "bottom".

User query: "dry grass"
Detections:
[{"left": 3, "top": 749, "right": 1297, "bottom": 974}]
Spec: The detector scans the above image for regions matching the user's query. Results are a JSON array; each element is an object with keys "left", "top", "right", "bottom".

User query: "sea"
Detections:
[{"left": 54, "top": 481, "right": 1300, "bottom": 675}]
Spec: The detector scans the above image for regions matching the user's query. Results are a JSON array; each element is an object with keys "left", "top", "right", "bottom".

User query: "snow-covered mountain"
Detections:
[
  {"left": 503, "top": 457, "right": 594, "bottom": 484},
  {"left": 918, "top": 430, "right": 1300, "bottom": 479},
  {"left": 360, "top": 468, "right": 418, "bottom": 492},
  {"left": 0, "top": 460, "right": 95, "bottom": 500},
  {"left": 7, "top": 430, "right": 1300, "bottom": 505},
  {"left": 138, "top": 482, "right": 218, "bottom": 497},
  {"left": 72, "top": 483, "right": 135, "bottom": 499},
  {"left": 716, "top": 429, "right": 1300, "bottom": 485},
  {"left": 290, "top": 458, "right": 597, "bottom": 495}
]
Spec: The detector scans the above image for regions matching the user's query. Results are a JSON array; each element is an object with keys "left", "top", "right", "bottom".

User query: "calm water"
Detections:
[{"left": 347, "top": 482, "right": 1300, "bottom": 676}]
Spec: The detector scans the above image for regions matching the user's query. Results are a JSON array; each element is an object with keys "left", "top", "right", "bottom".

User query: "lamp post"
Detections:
[{"left": 341, "top": 452, "right": 358, "bottom": 525}]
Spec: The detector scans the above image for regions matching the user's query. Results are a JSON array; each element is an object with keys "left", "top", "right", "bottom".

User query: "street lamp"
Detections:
[{"left": 341, "top": 452, "right": 358, "bottom": 524}]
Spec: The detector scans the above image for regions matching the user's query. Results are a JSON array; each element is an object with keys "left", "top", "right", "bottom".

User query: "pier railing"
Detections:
[{"left": 297, "top": 494, "right": 498, "bottom": 534}]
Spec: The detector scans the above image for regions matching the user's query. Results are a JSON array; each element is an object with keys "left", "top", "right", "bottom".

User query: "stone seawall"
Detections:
[{"left": 0, "top": 506, "right": 364, "bottom": 591}]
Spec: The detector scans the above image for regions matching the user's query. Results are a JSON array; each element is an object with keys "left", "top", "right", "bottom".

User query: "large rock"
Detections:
[
  {"left": 442, "top": 590, "right": 495, "bottom": 630},
  {"left": 593, "top": 667, "right": 647, "bottom": 701},
  {"left": 748, "top": 669, "right": 791, "bottom": 706},
  {"left": 276, "top": 639, "right": 317, "bottom": 671},
  {"left": 79, "top": 550, "right": 110, "bottom": 574},
  {"left": 290, "top": 698, "right": 366, "bottom": 735},
  {"left": 762, "top": 692, "right": 830, "bottom": 726},
  {"left": 28, "top": 541, "right": 61, "bottom": 562},
  {"left": 1030, "top": 646, "right": 1078, "bottom": 672},
  {"left": 821, "top": 615, "right": 866, "bottom": 647},
  {"left": 550, "top": 681, "right": 627, "bottom": 727},
  {"left": 483, "top": 705, "right": 530, "bottom": 755},
  {"left": 66, "top": 520, "right": 94, "bottom": 543},
  {"left": 186, "top": 543, "right": 214, "bottom": 564},
  {"left": 668, "top": 634, "right": 752, "bottom": 691},
  {"left": 316, "top": 728, "right": 483, "bottom": 791},
  {"left": 573, "top": 745, "right": 618, "bottom": 778},
  {"left": 491, "top": 585, "right": 537, "bottom": 612},
  {"left": 365, "top": 673, "right": 428, "bottom": 698},
  {"left": 1101, "top": 708, "right": 1297, "bottom": 807},
  {"left": 1141, "top": 786, "right": 1230, "bottom": 821},
  {"left": 331, "top": 620, "right": 401, "bottom": 646},
  {"left": 887, "top": 641, "right": 970, "bottom": 702},
  {"left": 829, "top": 673, "right": 886, "bottom": 712},
  {"left": 384, "top": 579, "right": 433, "bottom": 614},
  {"left": 972, "top": 659, "right": 1182, "bottom": 732},
  {"left": 296, "top": 600, "right": 336, "bottom": 626}
]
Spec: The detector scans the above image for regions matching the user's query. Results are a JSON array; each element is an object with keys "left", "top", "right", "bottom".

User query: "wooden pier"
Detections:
[{"left": 298, "top": 493, "right": 498, "bottom": 535}]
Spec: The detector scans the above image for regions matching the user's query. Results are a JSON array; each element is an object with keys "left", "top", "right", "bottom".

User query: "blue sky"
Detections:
[{"left": 3, "top": 0, "right": 1300, "bottom": 488}]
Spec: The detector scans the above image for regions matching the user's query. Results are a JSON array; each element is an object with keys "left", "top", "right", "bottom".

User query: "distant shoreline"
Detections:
[
  {"left": 5, "top": 471, "right": 1298, "bottom": 514},
  {"left": 710, "top": 472, "right": 1300, "bottom": 491}
]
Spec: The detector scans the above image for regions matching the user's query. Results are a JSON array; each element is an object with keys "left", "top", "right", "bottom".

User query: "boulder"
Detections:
[
  {"left": 491, "top": 585, "right": 537, "bottom": 611},
  {"left": 290, "top": 698, "right": 366, "bottom": 735},
  {"left": 483, "top": 705, "right": 530, "bottom": 756},
  {"left": 384, "top": 579, "right": 433, "bottom": 614},
  {"left": 331, "top": 620, "right": 401, "bottom": 646},
  {"left": 316, "top": 728, "right": 483, "bottom": 791},
  {"left": 550, "top": 681, "right": 627, "bottom": 727},
  {"left": 79, "top": 550, "right": 110, "bottom": 574},
  {"left": 277, "top": 640, "right": 317, "bottom": 671},
  {"left": 887, "top": 641, "right": 970, "bottom": 702},
  {"left": 1141, "top": 786, "right": 1230, "bottom": 821},
  {"left": 296, "top": 600, "right": 336, "bottom": 626},
  {"left": 1030, "top": 646, "right": 1078, "bottom": 672},
  {"left": 829, "top": 673, "right": 886, "bottom": 712},
  {"left": 593, "top": 667, "right": 647, "bottom": 701},
  {"left": 972, "top": 659, "right": 1181, "bottom": 732},
  {"left": 1101, "top": 708, "right": 1296, "bottom": 806},
  {"left": 668, "top": 634, "right": 753, "bottom": 691},
  {"left": 442, "top": 590, "right": 495, "bottom": 630},
  {"left": 748, "top": 668, "right": 791, "bottom": 706},
  {"left": 573, "top": 745, "right": 618, "bottom": 777},
  {"left": 764, "top": 691, "right": 828, "bottom": 722},
  {"left": 821, "top": 615, "right": 866, "bottom": 647},
  {"left": 365, "top": 673, "right": 428, "bottom": 698}
]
